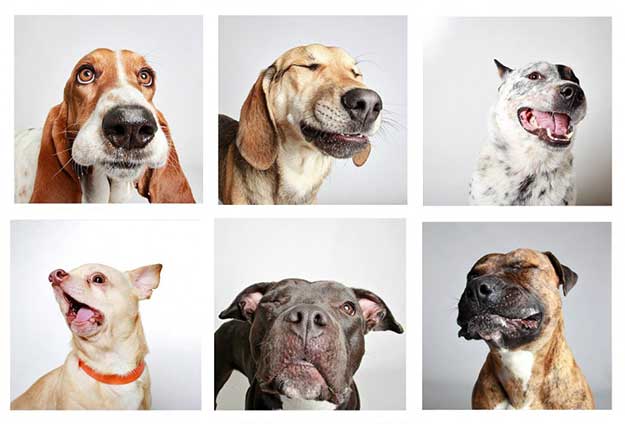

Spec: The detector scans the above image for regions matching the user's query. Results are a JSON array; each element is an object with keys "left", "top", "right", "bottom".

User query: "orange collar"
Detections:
[{"left": 78, "top": 358, "right": 145, "bottom": 385}]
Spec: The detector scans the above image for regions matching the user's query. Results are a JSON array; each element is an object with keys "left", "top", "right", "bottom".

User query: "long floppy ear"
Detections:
[
  {"left": 544, "top": 251, "right": 578, "bottom": 296},
  {"left": 136, "top": 110, "right": 195, "bottom": 203},
  {"left": 127, "top": 264, "right": 162, "bottom": 300},
  {"left": 219, "top": 282, "right": 276, "bottom": 322},
  {"left": 352, "top": 143, "right": 371, "bottom": 167},
  {"left": 494, "top": 59, "right": 512, "bottom": 80},
  {"left": 29, "top": 103, "right": 83, "bottom": 203},
  {"left": 352, "top": 288, "right": 404, "bottom": 334},
  {"left": 236, "top": 67, "right": 278, "bottom": 170}
]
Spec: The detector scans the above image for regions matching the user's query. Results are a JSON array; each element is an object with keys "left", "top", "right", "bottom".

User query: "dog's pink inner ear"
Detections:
[
  {"left": 128, "top": 264, "right": 162, "bottom": 300},
  {"left": 240, "top": 292, "right": 263, "bottom": 319},
  {"left": 358, "top": 297, "right": 385, "bottom": 332}
]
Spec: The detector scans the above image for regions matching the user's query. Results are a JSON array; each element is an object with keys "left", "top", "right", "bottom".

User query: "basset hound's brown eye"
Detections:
[
  {"left": 138, "top": 68, "right": 154, "bottom": 87},
  {"left": 76, "top": 66, "right": 96, "bottom": 84},
  {"left": 90, "top": 273, "right": 105, "bottom": 284},
  {"left": 527, "top": 72, "right": 544, "bottom": 81},
  {"left": 340, "top": 301, "right": 356, "bottom": 316}
]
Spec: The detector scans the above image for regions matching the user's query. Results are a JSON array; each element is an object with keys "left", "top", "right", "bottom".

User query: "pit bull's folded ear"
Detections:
[
  {"left": 352, "top": 288, "right": 404, "bottom": 334},
  {"left": 352, "top": 143, "right": 371, "bottom": 167},
  {"left": 544, "top": 251, "right": 578, "bottom": 296},
  {"left": 237, "top": 67, "right": 278, "bottom": 171},
  {"left": 128, "top": 264, "right": 162, "bottom": 300},
  {"left": 219, "top": 282, "right": 275, "bottom": 322},
  {"left": 494, "top": 59, "right": 512, "bottom": 80}
]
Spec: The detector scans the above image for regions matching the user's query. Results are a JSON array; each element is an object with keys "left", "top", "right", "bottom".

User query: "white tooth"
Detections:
[
  {"left": 530, "top": 116, "right": 537, "bottom": 126},
  {"left": 566, "top": 130, "right": 574, "bottom": 139},
  {"left": 547, "top": 128, "right": 553, "bottom": 139}
]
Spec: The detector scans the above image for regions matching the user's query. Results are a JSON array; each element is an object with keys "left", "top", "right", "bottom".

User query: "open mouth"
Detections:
[
  {"left": 517, "top": 108, "right": 574, "bottom": 147},
  {"left": 300, "top": 122, "right": 369, "bottom": 145},
  {"left": 59, "top": 290, "right": 104, "bottom": 336},
  {"left": 458, "top": 311, "right": 543, "bottom": 342}
]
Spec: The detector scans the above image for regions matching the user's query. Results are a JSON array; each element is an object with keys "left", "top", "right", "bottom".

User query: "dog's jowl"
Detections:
[
  {"left": 457, "top": 249, "right": 594, "bottom": 409},
  {"left": 11, "top": 264, "right": 161, "bottom": 410},
  {"left": 214, "top": 278, "right": 403, "bottom": 410},
  {"left": 470, "top": 60, "right": 587, "bottom": 206}
]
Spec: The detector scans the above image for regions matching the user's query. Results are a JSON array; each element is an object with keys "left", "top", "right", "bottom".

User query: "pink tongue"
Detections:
[
  {"left": 75, "top": 307, "right": 95, "bottom": 323},
  {"left": 532, "top": 111, "right": 570, "bottom": 136}
]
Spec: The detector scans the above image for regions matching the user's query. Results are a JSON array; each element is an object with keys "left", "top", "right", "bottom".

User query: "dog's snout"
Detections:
[
  {"left": 49, "top": 269, "right": 68, "bottom": 285},
  {"left": 559, "top": 83, "right": 585, "bottom": 108},
  {"left": 285, "top": 304, "right": 328, "bottom": 339},
  {"left": 341, "top": 88, "right": 383, "bottom": 127},
  {"left": 102, "top": 105, "right": 157, "bottom": 150}
]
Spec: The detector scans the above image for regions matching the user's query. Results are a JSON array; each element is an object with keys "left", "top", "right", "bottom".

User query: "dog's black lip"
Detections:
[
  {"left": 516, "top": 107, "right": 573, "bottom": 148},
  {"left": 457, "top": 311, "right": 543, "bottom": 340},
  {"left": 299, "top": 122, "right": 369, "bottom": 144}
]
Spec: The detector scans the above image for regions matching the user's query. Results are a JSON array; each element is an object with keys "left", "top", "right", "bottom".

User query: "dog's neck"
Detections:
[
  {"left": 490, "top": 319, "right": 572, "bottom": 408},
  {"left": 274, "top": 138, "right": 333, "bottom": 204},
  {"left": 71, "top": 314, "right": 149, "bottom": 375}
]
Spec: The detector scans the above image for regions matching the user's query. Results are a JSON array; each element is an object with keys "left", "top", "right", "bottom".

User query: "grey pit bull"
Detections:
[{"left": 214, "top": 278, "right": 403, "bottom": 410}]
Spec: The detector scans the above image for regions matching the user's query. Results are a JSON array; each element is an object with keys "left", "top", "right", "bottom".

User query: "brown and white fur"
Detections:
[
  {"left": 11, "top": 263, "right": 161, "bottom": 410},
  {"left": 219, "top": 44, "right": 383, "bottom": 204},
  {"left": 15, "top": 48, "right": 194, "bottom": 203}
]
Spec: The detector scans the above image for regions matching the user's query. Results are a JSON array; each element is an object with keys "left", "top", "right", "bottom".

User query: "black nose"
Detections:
[
  {"left": 341, "top": 88, "right": 383, "bottom": 127},
  {"left": 102, "top": 105, "right": 157, "bottom": 150},
  {"left": 465, "top": 277, "right": 499, "bottom": 304},
  {"left": 284, "top": 304, "right": 328, "bottom": 339},
  {"left": 559, "top": 83, "right": 585, "bottom": 107}
]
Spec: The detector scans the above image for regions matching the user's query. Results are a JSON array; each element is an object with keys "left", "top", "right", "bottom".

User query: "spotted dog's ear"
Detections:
[
  {"left": 219, "top": 282, "right": 276, "bottom": 322},
  {"left": 30, "top": 103, "right": 83, "bottom": 203},
  {"left": 494, "top": 59, "right": 512, "bottom": 80},
  {"left": 352, "top": 288, "right": 404, "bottom": 334},
  {"left": 352, "top": 143, "right": 371, "bottom": 167},
  {"left": 237, "top": 67, "right": 278, "bottom": 171},
  {"left": 544, "top": 251, "right": 578, "bottom": 296},
  {"left": 136, "top": 110, "right": 195, "bottom": 203}
]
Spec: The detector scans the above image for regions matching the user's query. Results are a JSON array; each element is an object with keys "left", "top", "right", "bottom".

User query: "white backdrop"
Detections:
[
  {"left": 219, "top": 16, "right": 407, "bottom": 205},
  {"left": 423, "top": 17, "right": 612, "bottom": 205},
  {"left": 214, "top": 219, "right": 406, "bottom": 409},
  {"left": 10, "top": 220, "right": 202, "bottom": 409},
  {"left": 14, "top": 16, "right": 203, "bottom": 202}
]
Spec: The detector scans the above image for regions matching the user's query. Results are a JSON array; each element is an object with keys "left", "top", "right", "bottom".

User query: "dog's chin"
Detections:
[
  {"left": 300, "top": 122, "right": 371, "bottom": 159},
  {"left": 261, "top": 361, "right": 346, "bottom": 404},
  {"left": 517, "top": 107, "right": 576, "bottom": 150}
]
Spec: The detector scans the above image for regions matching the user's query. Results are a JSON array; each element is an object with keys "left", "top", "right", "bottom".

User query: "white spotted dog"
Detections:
[
  {"left": 15, "top": 48, "right": 194, "bottom": 203},
  {"left": 469, "top": 60, "right": 587, "bottom": 206}
]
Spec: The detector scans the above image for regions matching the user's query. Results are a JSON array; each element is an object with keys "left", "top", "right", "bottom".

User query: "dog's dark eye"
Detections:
[
  {"left": 138, "top": 68, "right": 154, "bottom": 87},
  {"left": 76, "top": 65, "right": 96, "bottom": 84},
  {"left": 340, "top": 301, "right": 356, "bottom": 316},
  {"left": 304, "top": 63, "right": 320, "bottom": 71},
  {"left": 90, "top": 273, "right": 105, "bottom": 284},
  {"left": 527, "top": 72, "right": 544, "bottom": 81}
]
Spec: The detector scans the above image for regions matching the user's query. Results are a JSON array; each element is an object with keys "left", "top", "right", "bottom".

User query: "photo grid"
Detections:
[{"left": 1, "top": 0, "right": 621, "bottom": 423}]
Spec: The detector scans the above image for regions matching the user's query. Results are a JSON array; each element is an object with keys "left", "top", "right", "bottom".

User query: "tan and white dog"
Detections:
[
  {"left": 219, "top": 44, "right": 383, "bottom": 204},
  {"left": 15, "top": 48, "right": 194, "bottom": 203},
  {"left": 11, "top": 263, "right": 161, "bottom": 410}
]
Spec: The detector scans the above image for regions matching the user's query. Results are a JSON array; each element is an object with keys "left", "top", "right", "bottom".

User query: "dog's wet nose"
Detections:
[
  {"left": 466, "top": 277, "right": 499, "bottom": 304},
  {"left": 341, "top": 88, "right": 383, "bottom": 127},
  {"left": 285, "top": 304, "right": 328, "bottom": 339},
  {"left": 102, "top": 105, "right": 157, "bottom": 150},
  {"left": 559, "top": 83, "right": 585, "bottom": 108},
  {"left": 49, "top": 269, "right": 68, "bottom": 285}
]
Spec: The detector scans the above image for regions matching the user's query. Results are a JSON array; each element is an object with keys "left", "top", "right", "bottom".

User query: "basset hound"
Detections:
[
  {"left": 15, "top": 48, "right": 195, "bottom": 203},
  {"left": 219, "top": 44, "right": 383, "bottom": 204}
]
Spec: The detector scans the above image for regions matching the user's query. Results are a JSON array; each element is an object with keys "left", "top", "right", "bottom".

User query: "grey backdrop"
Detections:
[
  {"left": 14, "top": 15, "right": 203, "bottom": 202},
  {"left": 422, "top": 222, "right": 611, "bottom": 409},
  {"left": 219, "top": 16, "right": 407, "bottom": 204},
  {"left": 215, "top": 219, "right": 406, "bottom": 410},
  {"left": 424, "top": 17, "right": 611, "bottom": 205}
]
